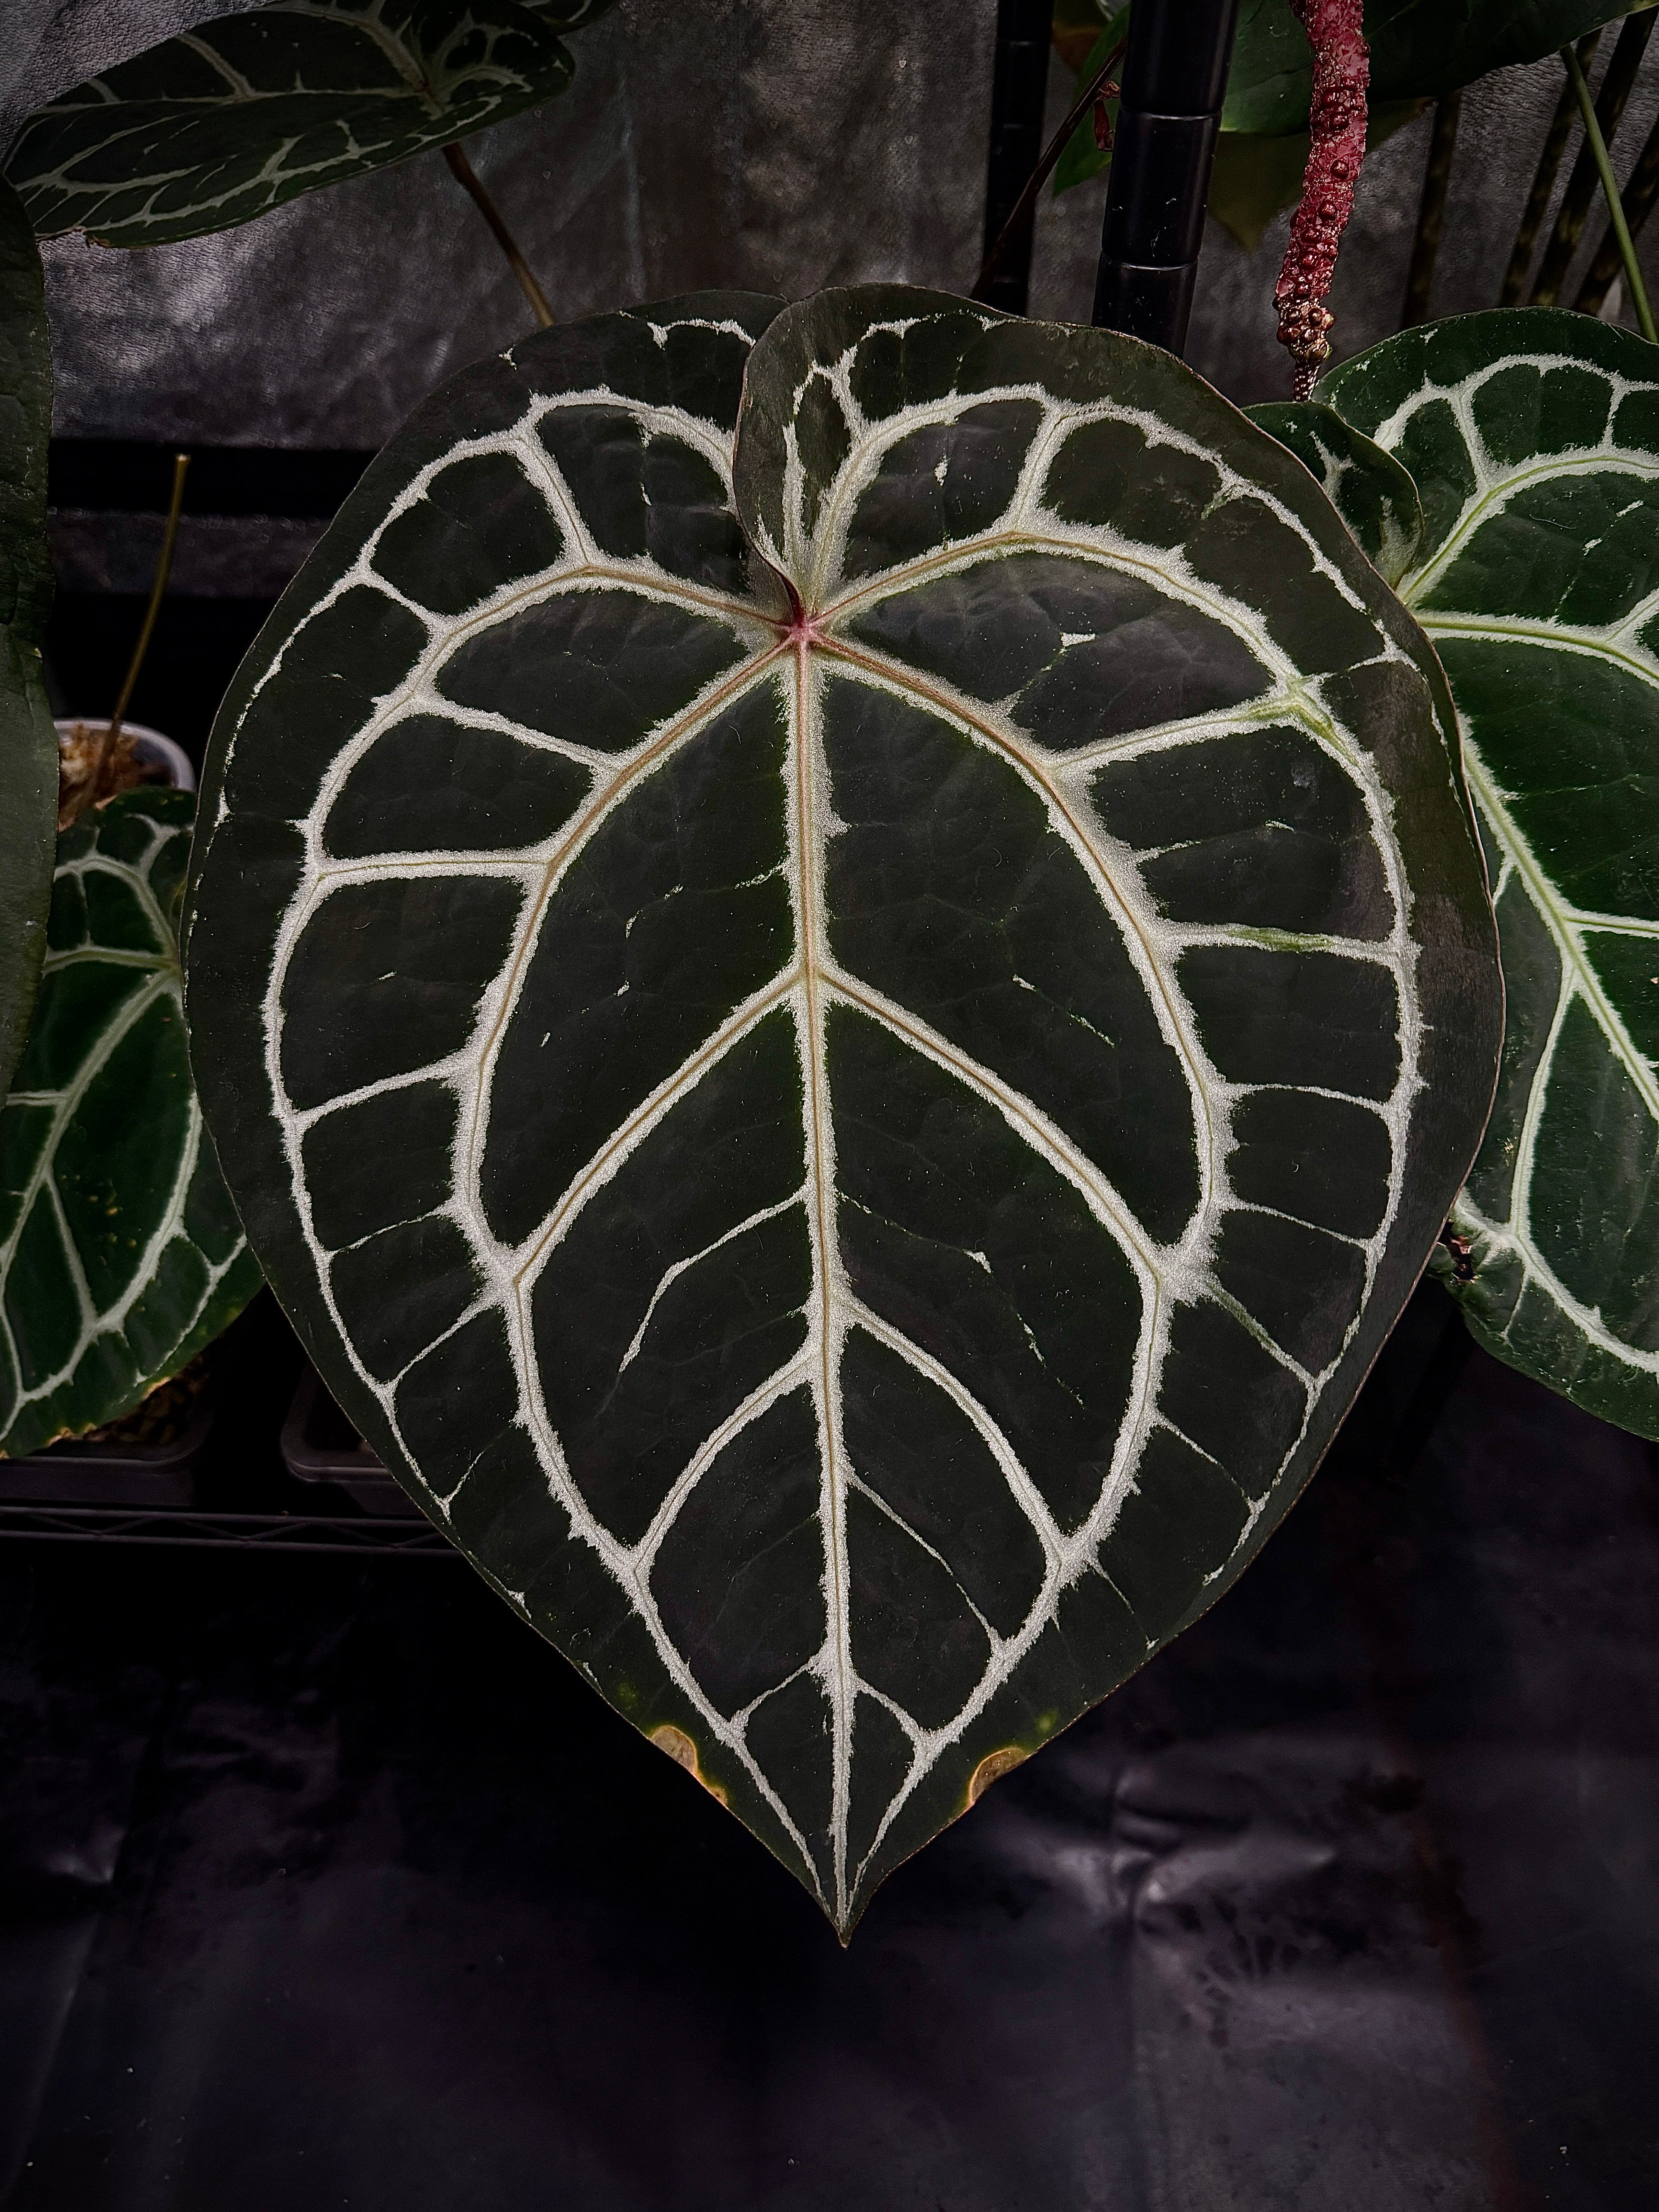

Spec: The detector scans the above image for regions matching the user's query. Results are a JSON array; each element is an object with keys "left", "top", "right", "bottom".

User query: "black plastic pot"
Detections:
[
  {"left": 0, "top": 1395, "right": 213, "bottom": 1508},
  {"left": 280, "top": 1365, "right": 412, "bottom": 1516}
]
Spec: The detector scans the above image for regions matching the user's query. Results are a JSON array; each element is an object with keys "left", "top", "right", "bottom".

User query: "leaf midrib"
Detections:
[
  {"left": 1401, "top": 446, "right": 1659, "bottom": 607},
  {"left": 1464, "top": 726, "right": 1659, "bottom": 1094},
  {"left": 1419, "top": 612, "right": 1659, "bottom": 689}
]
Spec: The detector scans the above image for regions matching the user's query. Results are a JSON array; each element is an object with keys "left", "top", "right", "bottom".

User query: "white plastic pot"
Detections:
[{"left": 55, "top": 717, "right": 196, "bottom": 793}]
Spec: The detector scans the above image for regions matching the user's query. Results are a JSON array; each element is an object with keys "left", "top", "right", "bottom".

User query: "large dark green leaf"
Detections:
[
  {"left": 184, "top": 285, "right": 1499, "bottom": 1931},
  {"left": 1223, "top": 0, "right": 1631, "bottom": 136},
  {"left": 0, "top": 176, "right": 56, "bottom": 1104},
  {"left": 5, "top": 0, "right": 613, "bottom": 249},
  {"left": 1, "top": 789, "right": 263, "bottom": 1458},
  {"left": 1312, "top": 309, "right": 1659, "bottom": 1437}
]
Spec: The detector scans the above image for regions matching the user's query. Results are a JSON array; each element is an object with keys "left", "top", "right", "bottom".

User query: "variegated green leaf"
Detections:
[
  {"left": 1246, "top": 401, "right": 1425, "bottom": 588},
  {"left": 1319, "top": 309, "right": 1659, "bottom": 1439},
  {"left": 5, "top": 0, "right": 613, "bottom": 250},
  {"left": 0, "top": 176, "right": 56, "bottom": 1104},
  {"left": 1, "top": 789, "right": 263, "bottom": 1458},
  {"left": 183, "top": 286, "right": 1499, "bottom": 1932}
]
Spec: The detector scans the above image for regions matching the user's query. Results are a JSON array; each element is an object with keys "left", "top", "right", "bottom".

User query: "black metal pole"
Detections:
[
  {"left": 980, "top": 0, "right": 1054, "bottom": 314},
  {"left": 1091, "top": 0, "right": 1240, "bottom": 352}
]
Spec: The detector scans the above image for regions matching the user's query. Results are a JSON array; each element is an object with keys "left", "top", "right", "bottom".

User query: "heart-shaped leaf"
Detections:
[
  {"left": 0, "top": 177, "right": 57, "bottom": 1104},
  {"left": 5, "top": 0, "right": 613, "bottom": 250},
  {"left": 184, "top": 286, "right": 1499, "bottom": 1931},
  {"left": 1, "top": 789, "right": 263, "bottom": 1457},
  {"left": 1312, "top": 309, "right": 1659, "bottom": 1439}
]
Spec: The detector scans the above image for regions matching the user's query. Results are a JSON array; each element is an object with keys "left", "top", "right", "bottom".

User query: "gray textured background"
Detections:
[{"left": 14, "top": 1, "right": 1659, "bottom": 446}]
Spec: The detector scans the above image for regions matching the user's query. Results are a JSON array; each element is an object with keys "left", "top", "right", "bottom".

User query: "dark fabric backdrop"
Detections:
[{"left": 14, "top": 0, "right": 1659, "bottom": 447}]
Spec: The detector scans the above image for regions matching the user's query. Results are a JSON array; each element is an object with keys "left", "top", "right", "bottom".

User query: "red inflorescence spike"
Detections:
[{"left": 1274, "top": 0, "right": 1369, "bottom": 399}]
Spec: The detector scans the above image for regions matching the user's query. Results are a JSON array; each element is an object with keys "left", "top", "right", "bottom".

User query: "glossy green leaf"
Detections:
[
  {"left": 1, "top": 789, "right": 263, "bottom": 1458},
  {"left": 5, "top": 0, "right": 614, "bottom": 250},
  {"left": 184, "top": 285, "right": 1499, "bottom": 1931},
  {"left": 1246, "top": 400, "right": 1425, "bottom": 586},
  {"left": 1223, "top": 0, "right": 1632, "bottom": 136},
  {"left": 0, "top": 177, "right": 56, "bottom": 1104},
  {"left": 1317, "top": 309, "right": 1659, "bottom": 1437}
]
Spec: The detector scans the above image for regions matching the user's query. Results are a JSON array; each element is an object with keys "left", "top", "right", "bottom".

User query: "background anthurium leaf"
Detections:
[
  {"left": 183, "top": 284, "right": 1500, "bottom": 1934},
  {"left": 4, "top": 0, "right": 615, "bottom": 250},
  {"left": 1223, "top": 0, "right": 1635, "bottom": 136},
  {"left": 1247, "top": 399, "right": 1425, "bottom": 585},
  {"left": 1052, "top": 9, "right": 1128, "bottom": 198},
  {"left": 1207, "top": 101, "right": 1424, "bottom": 252},
  {"left": 1315, "top": 308, "right": 1659, "bottom": 1439},
  {"left": 0, "top": 176, "right": 57, "bottom": 1105},
  {"left": 1052, "top": 0, "right": 1115, "bottom": 73},
  {"left": 1, "top": 789, "right": 263, "bottom": 1458}
]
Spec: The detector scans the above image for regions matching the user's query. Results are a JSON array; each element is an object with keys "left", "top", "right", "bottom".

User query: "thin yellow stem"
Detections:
[
  {"left": 75, "top": 450, "right": 190, "bottom": 822},
  {"left": 1563, "top": 40, "right": 1656, "bottom": 342}
]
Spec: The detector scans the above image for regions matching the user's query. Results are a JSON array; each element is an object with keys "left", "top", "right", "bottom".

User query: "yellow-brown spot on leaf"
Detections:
[
  {"left": 965, "top": 1745, "right": 1028, "bottom": 1808},
  {"left": 649, "top": 1723, "right": 729, "bottom": 1807}
]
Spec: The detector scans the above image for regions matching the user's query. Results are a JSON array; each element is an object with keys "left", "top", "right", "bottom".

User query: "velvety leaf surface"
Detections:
[
  {"left": 1247, "top": 401, "right": 1425, "bottom": 586},
  {"left": 184, "top": 285, "right": 1499, "bottom": 1932},
  {"left": 1321, "top": 309, "right": 1659, "bottom": 1438},
  {"left": 0, "top": 790, "right": 263, "bottom": 1457},
  {"left": 1223, "top": 0, "right": 1628, "bottom": 136},
  {"left": 5, "top": 0, "right": 612, "bottom": 249},
  {"left": 0, "top": 177, "right": 57, "bottom": 1103}
]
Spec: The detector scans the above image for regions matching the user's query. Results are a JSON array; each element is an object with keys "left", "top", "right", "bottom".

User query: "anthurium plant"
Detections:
[
  {"left": 7, "top": 0, "right": 616, "bottom": 249},
  {"left": 178, "top": 266, "right": 1659, "bottom": 1932},
  {"left": 2, "top": 0, "right": 1658, "bottom": 1933},
  {"left": 0, "top": 0, "right": 617, "bottom": 1452},
  {"left": 1253, "top": 309, "right": 1659, "bottom": 1433}
]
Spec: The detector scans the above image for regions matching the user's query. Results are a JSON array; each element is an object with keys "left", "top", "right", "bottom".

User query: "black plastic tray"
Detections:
[
  {"left": 0, "top": 1396, "right": 213, "bottom": 1507},
  {"left": 280, "top": 1367, "right": 412, "bottom": 1515}
]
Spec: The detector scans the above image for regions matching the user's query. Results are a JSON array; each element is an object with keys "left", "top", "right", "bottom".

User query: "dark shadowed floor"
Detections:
[{"left": 1, "top": 1283, "right": 1655, "bottom": 2212}]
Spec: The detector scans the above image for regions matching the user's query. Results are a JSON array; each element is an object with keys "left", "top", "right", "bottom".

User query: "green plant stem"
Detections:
[
  {"left": 972, "top": 33, "right": 1128, "bottom": 301},
  {"left": 1401, "top": 91, "right": 1461, "bottom": 328},
  {"left": 1564, "top": 38, "right": 1656, "bottom": 341},
  {"left": 1577, "top": 103, "right": 1659, "bottom": 314},
  {"left": 1499, "top": 29, "right": 1599, "bottom": 306},
  {"left": 443, "top": 141, "right": 553, "bottom": 329},
  {"left": 79, "top": 450, "right": 189, "bottom": 822},
  {"left": 1532, "top": 12, "right": 1652, "bottom": 307}
]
